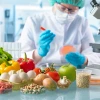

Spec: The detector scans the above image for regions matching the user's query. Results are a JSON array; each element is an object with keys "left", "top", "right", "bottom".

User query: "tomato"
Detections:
[
  {"left": 33, "top": 68, "right": 41, "bottom": 75},
  {"left": 44, "top": 67, "right": 51, "bottom": 74},
  {"left": 44, "top": 66, "right": 56, "bottom": 74},
  {"left": 46, "top": 71, "right": 60, "bottom": 82}
]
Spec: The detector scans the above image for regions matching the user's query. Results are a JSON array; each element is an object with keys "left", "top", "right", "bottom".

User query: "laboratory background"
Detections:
[{"left": 0, "top": 0, "right": 100, "bottom": 42}]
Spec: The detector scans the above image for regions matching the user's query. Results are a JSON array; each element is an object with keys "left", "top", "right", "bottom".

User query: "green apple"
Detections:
[{"left": 58, "top": 64, "right": 76, "bottom": 82}]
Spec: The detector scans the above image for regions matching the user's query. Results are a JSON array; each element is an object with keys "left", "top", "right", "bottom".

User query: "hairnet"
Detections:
[{"left": 48, "top": 0, "right": 85, "bottom": 8}]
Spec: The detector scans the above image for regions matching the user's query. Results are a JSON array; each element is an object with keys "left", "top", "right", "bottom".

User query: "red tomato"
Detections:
[
  {"left": 44, "top": 67, "right": 51, "bottom": 74},
  {"left": 46, "top": 71, "right": 60, "bottom": 82},
  {"left": 33, "top": 68, "right": 41, "bottom": 75}
]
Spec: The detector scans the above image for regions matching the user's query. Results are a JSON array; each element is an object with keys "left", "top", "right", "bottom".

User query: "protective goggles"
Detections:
[{"left": 56, "top": 2, "right": 78, "bottom": 14}]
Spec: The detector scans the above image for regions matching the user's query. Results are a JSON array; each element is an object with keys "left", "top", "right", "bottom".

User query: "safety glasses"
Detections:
[{"left": 56, "top": 2, "right": 78, "bottom": 14}]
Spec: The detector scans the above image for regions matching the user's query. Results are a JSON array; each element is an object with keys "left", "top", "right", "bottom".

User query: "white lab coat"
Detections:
[{"left": 18, "top": 12, "right": 100, "bottom": 67}]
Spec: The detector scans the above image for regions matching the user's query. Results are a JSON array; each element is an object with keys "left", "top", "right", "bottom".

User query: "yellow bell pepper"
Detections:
[
  {"left": 4, "top": 65, "right": 14, "bottom": 73},
  {"left": 0, "top": 60, "right": 20, "bottom": 74},
  {"left": 0, "top": 64, "right": 5, "bottom": 74},
  {"left": 8, "top": 60, "right": 20, "bottom": 71}
]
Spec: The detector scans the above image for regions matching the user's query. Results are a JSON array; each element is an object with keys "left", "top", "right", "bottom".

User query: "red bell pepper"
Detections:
[{"left": 17, "top": 53, "right": 35, "bottom": 72}]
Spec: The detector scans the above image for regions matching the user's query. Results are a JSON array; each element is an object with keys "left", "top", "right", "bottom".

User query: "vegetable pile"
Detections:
[{"left": 0, "top": 47, "right": 12, "bottom": 64}]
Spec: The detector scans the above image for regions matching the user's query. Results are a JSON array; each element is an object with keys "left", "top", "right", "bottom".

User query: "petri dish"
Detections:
[{"left": 60, "top": 45, "right": 76, "bottom": 55}]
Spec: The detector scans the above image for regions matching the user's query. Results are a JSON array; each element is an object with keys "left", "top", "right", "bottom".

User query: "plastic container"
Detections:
[
  {"left": 0, "top": 42, "right": 21, "bottom": 60},
  {"left": 76, "top": 69, "right": 92, "bottom": 88}
]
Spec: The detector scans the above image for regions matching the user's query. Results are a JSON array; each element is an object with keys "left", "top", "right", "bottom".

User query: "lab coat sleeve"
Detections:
[
  {"left": 18, "top": 17, "right": 38, "bottom": 59},
  {"left": 81, "top": 20, "right": 100, "bottom": 66}
]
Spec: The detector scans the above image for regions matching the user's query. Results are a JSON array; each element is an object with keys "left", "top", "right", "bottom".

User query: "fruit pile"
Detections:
[
  {"left": 30, "top": 63, "right": 76, "bottom": 91},
  {"left": 0, "top": 62, "right": 76, "bottom": 94}
]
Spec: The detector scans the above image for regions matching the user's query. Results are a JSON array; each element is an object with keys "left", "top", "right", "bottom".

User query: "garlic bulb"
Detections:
[
  {"left": 16, "top": 69, "right": 24, "bottom": 75},
  {"left": 0, "top": 73, "right": 10, "bottom": 81},
  {"left": 19, "top": 72, "right": 29, "bottom": 81},
  {"left": 9, "top": 74, "right": 21, "bottom": 83},
  {"left": 8, "top": 70, "right": 16, "bottom": 76},
  {"left": 27, "top": 70, "right": 36, "bottom": 79}
]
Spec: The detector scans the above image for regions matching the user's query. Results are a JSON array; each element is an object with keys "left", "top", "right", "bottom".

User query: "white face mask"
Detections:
[{"left": 55, "top": 9, "right": 77, "bottom": 24}]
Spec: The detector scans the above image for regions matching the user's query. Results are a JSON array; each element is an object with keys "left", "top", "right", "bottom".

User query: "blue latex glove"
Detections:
[
  {"left": 38, "top": 30, "right": 55, "bottom": 57},
  {"left": 65, "top": 52, "right": 86, "bottom": 68}
]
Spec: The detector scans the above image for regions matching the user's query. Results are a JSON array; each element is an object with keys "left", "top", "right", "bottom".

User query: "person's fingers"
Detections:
[
  {"left": 43, "top": 38, "right": 53, "bottom": 46},
  {"left": 40, "top": 30, "right": 51, "bottom": 38},
  {"left": 40, "top": 33, "right": 53, "bottom": 40},
  {"left": 66, "top": 56, "right": 74, "bottom": 62},
  {"left": 40, "top": 30, "right": 50, "bottom": 35},
  {"left": 40, "top": 30, "right": 56, "bottom": 40},
  {"left": 43, "top": 34, "right": 55, "bottom": 42},
  {"left": 66, "top": 56, "right": 77, "bottom": 66},
  {"left": 66, "top": 52, "right": 80, "bottom": 59},
  {"left": 65, "top": 53, "right": 76, "bottom": 62},
  {"left": 65, "top": 53, "right": 74, "bottom": 59},
  {"left": 42, "top": 35, "right": 55, "bottom": 46},
  {"left": 39, "top": 34, "right": 55, "bottom": 44}
]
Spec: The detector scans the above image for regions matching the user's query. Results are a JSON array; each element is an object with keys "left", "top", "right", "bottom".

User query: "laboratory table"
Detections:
[{"left": 0, "top": 82, "right": 100, "bottom": 100}]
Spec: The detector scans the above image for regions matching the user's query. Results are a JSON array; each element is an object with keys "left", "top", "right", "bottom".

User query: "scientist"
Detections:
[{"left": 18, "top": 0, "right": 100, "bottom": 67}]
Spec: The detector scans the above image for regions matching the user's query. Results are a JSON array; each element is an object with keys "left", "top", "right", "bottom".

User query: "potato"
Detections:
[
  {"left": 34, "top": 73, "right": 48, "bottom": 85},
  {"left": 43, "top": 78, "right": 57, "bottom": 90}
]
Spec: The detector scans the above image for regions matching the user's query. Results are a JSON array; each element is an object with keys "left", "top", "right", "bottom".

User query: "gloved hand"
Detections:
[
  {"left": 38, "top": 30, "right": 55, "bottom": 57},
  {"left": 65, "top": 52, "right": 86, "bottom": 68}
]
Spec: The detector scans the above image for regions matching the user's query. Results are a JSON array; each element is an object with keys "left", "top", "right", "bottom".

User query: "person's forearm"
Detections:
[
  {"left": 84, "top": 57, "right": 88, "bottom": 66},
  {"left": 32, "top": 50, "right": 42, "bottom": 64}
]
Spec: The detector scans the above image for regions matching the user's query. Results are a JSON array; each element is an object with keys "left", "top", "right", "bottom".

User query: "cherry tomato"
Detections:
[
  {"left": 33, "top": 68, "right": 41, "bottom": 75},
  {"left": 46, "top": 71, "right": 60, "bottom": 82}
]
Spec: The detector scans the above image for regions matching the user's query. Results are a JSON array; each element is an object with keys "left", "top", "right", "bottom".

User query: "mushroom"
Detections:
[{"left": 57, "top": 76, "right": 71, "bottom": 89}]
